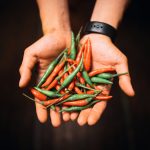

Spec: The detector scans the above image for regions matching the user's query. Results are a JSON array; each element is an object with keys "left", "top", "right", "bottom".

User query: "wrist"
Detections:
[
  {"left": 41, "top": 13, "right": 71, "bottom": 35},
  {"left": 83, "top": 21, "right": 117, "bottom": 42},
  {"left": 42, "top": 23, "right": 71, "bottom": 35},
  {"left": 84, "top": 33, "right": 112, "bottom": 42}
]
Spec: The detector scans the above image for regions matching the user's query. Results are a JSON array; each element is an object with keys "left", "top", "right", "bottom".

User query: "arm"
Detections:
[
  {"left": 91, "top": 0, "right": 129, "bottom": 28},
  {"left": 19, "top": 0, "right": 71, "bottom": 127},
  {"left": 37, "top": 0, "right": 71, "bottom": 35},
  {"left": 74, "top": 0, "right": 135, "bottom": 126}
]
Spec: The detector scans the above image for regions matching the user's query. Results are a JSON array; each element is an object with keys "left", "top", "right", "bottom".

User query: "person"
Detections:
[{"left": 19, "top": 0, "right": 135, "bottom": 127}]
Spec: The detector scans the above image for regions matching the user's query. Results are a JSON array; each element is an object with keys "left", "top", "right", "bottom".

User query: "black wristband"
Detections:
[{"left": 83, "top": 21, "right": 117, "bottom": 42}]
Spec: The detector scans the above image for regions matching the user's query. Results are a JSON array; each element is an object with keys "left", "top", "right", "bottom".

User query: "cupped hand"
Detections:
[
  {"left": 19, "top": 30, "right": 71, "bottom": 127},
  {"left": 72, "top": 34, "right": 135, "bottom": 126}
]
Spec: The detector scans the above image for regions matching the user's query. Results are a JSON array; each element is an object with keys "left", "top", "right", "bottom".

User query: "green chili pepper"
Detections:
[
  {"left": 57, "top": 55, "right": 83, "bottom": 93},
  {"left": 62, "top": 94, "right": 96, "bottom": 101},
  {"left": 76, "top": 26, "right": 82, "bottom": 47},
  {"left": 82, "top": 70, "right": 94, "bottom": 87},
  {"left": 55, "top": 64, "right": 74, "bottom": 80},
  {"left": 97, "top": 72, "right": 128, "bottom": 79},
  {"left": 91, "top": 77, "right": 113, "bottom": 84},
  {"left": 37, "top": 49, "right": 67, "bottom": 87},
  {"left": 69, "top": 32, "right": 76, "bottom": 60},
  {"left": 75, "top": 82, "right": 100, "bottom": 91},
  {"left": 59, "top": 100, "right": 99, "bottom": 112},
  {"left": 57, "top": 93, "right": 98, "bottom": 105},
  {"left": 34, "top": 87, "right": 62, "bottom": 98}
]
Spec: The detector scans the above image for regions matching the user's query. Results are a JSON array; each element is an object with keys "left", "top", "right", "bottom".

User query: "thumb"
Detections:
[
  {"left": 115, "top": 60, "right": 135, "bottom": 97},
  {"left": 19, "top": 48, "right": 37, "bottom": 88}
]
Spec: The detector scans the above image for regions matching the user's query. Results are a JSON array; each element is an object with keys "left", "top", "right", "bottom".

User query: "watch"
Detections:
[{"left": 83, "top": 21, "right": 117, "bottom": 42}]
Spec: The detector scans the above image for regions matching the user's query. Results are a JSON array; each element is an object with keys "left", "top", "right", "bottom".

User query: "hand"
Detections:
[
  {"left": 19, "top": 30, "right": 71, "bottom": 127},
  {"left": 72, "top": 34, "right": 135, "bottom": 126}
]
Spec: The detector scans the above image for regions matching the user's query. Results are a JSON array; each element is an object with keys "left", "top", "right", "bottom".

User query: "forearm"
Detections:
[
  {"left": 36, "top": 0, "right": 71, "bottom": 34},
  {"left": 91, "top": 0, "right": 129, "bottom": 28}
]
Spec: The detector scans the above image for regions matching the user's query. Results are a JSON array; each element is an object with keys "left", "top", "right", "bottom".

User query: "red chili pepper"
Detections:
[
  {"left": 55, "top": 85, "right": 65, "bottom": 94},
  {"left": 63, "top": 99, "right": 88, "bottom": 106},
  {"left": 75, "top": 41, "right": 86, "bottom": 65},
  {"left": 64, "top": 72, "right": 69, "bottom": 79},
  {"left": 58, "top": 69, "right": 64, "bottom": 76},
  {"left": 66, "top": 58, "right": 77, "bottom": 64},
  {"left": 68, "top": 65, "right": 73, "bottom": 74},
  {"left": 95, "top": 95, "right": 112, "bottom": 100},
  {"left": 77, "top": 72, "right": 81, "bottom": 78},
  {"left": 89, "top": 68, "right": 116, "bottom": 77},
  {"left": 42, "top": 60, "right": 65, "bottom": 87},
  {"left": 46, "top": 93, "right": 71, "bottom": 108},
  {"left": 30, "top": 88, "right": 47, "bottom": 101},
  {"left": 46, "top": 66, "right": 72, "bottom": 90},
  {"left": 60, "top": 77, "right": 64, "bottom": 84},
  {"left": 66, "top": 67, "right": 75, "bottom": 91},
  {"left": 68, "top": 80, "right": 75, "bottom": 91},
  {"left": 83, "top": 38, "right": 92, "bottom": 71},
  {"left": 45, "top": 79, "right": 58, "bottom": 90},
  {"left": 43, "top": 98, "right": 59, "bottom": 106},
  {"left": 86, "top": 90, "right": 95, "bottom": 94},
  {"left": 74, "top": 86, "right": 83, "bottom": 94},
  {"left": 58, "top": 69, "right": 64, "bottom": 84},
  {"left": 79, "top": 76, "right": 85, "bottom": 84},
  {"left": 86, "top": 84, "right": 90, "bottom": 88}
]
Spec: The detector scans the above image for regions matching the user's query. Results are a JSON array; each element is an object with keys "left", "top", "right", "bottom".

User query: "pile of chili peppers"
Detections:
[{"left": 23, "top": 31, "right": 128, "bottom": 112}]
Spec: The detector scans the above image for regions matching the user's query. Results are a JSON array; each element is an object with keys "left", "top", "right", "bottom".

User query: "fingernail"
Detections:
[
  {"left": 78, "top": 118, "right": 85, "bottom": 126},
  {"left": 88, "top": 117, "right": 95, "bottom": 126}
]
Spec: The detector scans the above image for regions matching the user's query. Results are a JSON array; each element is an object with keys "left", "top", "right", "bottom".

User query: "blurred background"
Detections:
[{"left": 0, "top": 0, "right": 150, "bottom": 150}]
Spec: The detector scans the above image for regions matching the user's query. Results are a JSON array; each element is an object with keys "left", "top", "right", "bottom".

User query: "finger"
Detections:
[
  {"left": 50, "top": 107, "right": 61, "bottom": 127},
  {"left": 62, "top": 106, "right": 70, "bottom": 122},
  {"left": 70, "top": 112, "right": 79, "bottom": 121},
  {"left": 115, "top": 61, "right": 135, "bottom": 96},
  {"left": 77, "top": 108, "right": 91, "bottom": 126},
  {"left": 35, "top": 99, "right": 47, "bottom": 123},
  {"left": 19, "top": 48, "right": 37, "bottom": 88},
  {"left": 88, "top": 101, "right": 107, "bottom": 126}
]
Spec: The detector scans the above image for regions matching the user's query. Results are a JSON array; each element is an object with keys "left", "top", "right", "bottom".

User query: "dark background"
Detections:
[{"left": 0, "top": 0, "right": 150, "bottom": 150}]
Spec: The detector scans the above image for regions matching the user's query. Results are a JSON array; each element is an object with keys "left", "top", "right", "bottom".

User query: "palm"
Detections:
[
  {"left": 19, "top": 32, "right": 71, "bottom": 126},
  {"left": 75, "top": 34, "right": 134, "bottom": 126},
  {"left": 32, "top": 33, "right": 69, "bottom": 77},
  {"left": 89, "top": 35, "right": 123, "bottom": 70}
]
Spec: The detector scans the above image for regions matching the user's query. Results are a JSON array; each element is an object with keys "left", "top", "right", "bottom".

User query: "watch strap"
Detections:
[{"left": 83, "top": 21, "right": 117, "bottom": 41}]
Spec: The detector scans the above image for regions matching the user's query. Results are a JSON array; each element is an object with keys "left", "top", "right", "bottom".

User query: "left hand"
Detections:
[
  {"left": 19, "top": 30, "right": 71, "bottom": 127},
  {"left": 70, "top": 34, "right": 135, "bottom": 126}
]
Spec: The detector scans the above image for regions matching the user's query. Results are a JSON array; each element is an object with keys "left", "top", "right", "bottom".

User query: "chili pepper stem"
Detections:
[
  {"left": 22, "top": 93, "right": 44, "bottom": 105},
  {"left": 50, "top": 105, "right": 55, "bottom": 110},
  {"left": 46, "top": 91, "right": 70, "bottom": 109},
  {"left": 56, "top": 55, "right": 83, "bottom": 93},
  {"left": 112, "top": 72, "right": 128, "bottom": 77},
  {"left": 76, "top": 26, "right": 83, "bottom": 46},
  {"left": 75, "top": 82, "right": 100, "bottom": 91}
]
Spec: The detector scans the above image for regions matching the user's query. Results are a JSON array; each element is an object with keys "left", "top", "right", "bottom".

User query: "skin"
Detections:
[
  {"left": 19, "top": 0, "right": 71, "bottom": 127},
  {"left": 19, "top": 0, "right": 135, "bottom": 127},
  {"left": 75, "top": 0, "right": 135, "bottom": 126}
]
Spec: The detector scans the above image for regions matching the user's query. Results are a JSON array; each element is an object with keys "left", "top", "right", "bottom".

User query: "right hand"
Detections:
[
  {"left": 72, "top": 34, "right": 135, "bottom": 126},
  {"left": 19, "top": 30, "right": 71, "bottom": 127}
]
